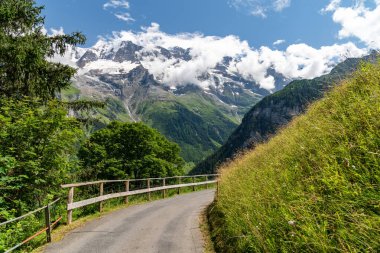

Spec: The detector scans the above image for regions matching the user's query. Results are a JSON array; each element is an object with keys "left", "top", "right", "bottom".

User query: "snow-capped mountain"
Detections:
[
  {"left": 68, "top": 40, "right": 291, "bottom": 97},
  {"left": 60, "top": 40, "right": 292, "bottom": 163}
]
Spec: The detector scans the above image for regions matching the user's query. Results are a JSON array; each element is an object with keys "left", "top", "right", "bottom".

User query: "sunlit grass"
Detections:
[{"left": 209, "top": 61, "right": 380, "bottom": 252}]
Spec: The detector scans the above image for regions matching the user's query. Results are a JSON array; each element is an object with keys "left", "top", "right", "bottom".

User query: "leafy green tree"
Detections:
[
  {"left": 0, "top": 0, "right": 93, "bottom": 218},
  {"left": 0, "top": 156, "right": 17, "bottom": 219},
  {"left": 0, "top": 0, "right": 85, "bottom": 101},
  {"left": 0, "top": 98, "right": 83, "bottom": 217},
  {"left": 79, "top": 122, "right": 185, "bottom": 180}
]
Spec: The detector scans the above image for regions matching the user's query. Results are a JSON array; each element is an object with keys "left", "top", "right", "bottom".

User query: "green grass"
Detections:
[
  {"left": 137, "top": 92, "right": 239, "bottom": 163},
  {"left": 61, "top": 85, "right": 80, "bottom": 99},
  {"left": 209, "top": 61, "right": 380, "bottom": 252}
]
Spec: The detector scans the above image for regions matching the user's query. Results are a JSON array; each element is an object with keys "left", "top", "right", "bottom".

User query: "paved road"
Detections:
[{"left": 44, "top": 190, "right": 215, "bottom": 253}]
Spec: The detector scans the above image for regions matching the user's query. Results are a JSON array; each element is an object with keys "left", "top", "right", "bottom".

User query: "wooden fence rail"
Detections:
[
  {"left": 61, "top": 174, "right": 219, "bottom": 224},
  {"left": 0, "top": 198, "right": 62, "bottom": 253}
]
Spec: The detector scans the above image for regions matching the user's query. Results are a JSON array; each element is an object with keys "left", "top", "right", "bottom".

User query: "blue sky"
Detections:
[
  {"left": 38, "top": 0, "right": 380, "bottom": 90},
  {"left": 36, "top": 0, "right": 367, "bottom": 48}
]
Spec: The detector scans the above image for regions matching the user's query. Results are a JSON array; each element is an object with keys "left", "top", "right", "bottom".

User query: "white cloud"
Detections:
[
  {"left": 321, "top": 0, "right": 341, "bottom": 13},
  {"left": 228, "top": 42, "right": 365, "bottom": 90},
  {"left": 49, "top": 27, "right": 65, "bottom": 36},
  {"left": 251, "top": 6, "right": 267, "bottom": 18},
  {"left": 103, "top": 0, "right": 130, "bottom": 9},
  {"left": 115, "top": 13, "right": 135, "bottom": 22},
  {"left": 103, "top": 0, "right": 134, "bottom": 23},
  {"left": 273, "top": 39, "right": 286, "bottom": 46},
  {"left": 273, "top": 0, "right": 291, "bottom": 12},
  {"left": 41, "top": 26, "right": 65, "bottom": 36},
  {"left": 323, "top": 0, "right": 380, "bottom": 48},
  {"left": 229, "top": 0, "right": 291, "bottom": 17},
  {"left": 84, "top": 23, "right": 366, "bottom": 91},
  {"left": 259, "top": 42, "right": 365, "bottom": 81}
]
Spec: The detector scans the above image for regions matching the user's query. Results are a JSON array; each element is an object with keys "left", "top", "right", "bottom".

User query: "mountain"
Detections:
[
  {"left": 60, "top": 40, "right": 291, "bottom": 163},
  {"left": 208, "top": 55, "right": 380, "bottom": 253},
  {"left": 191, "top": 51, "right": 378, "bottom": 174}
]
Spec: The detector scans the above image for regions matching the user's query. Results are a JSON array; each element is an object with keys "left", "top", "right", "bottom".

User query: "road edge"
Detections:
[{"left": 200, "top": 203, "right": 216, "bottom": 253}]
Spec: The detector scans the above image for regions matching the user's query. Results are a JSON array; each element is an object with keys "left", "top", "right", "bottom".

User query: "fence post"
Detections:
[
  {"left": 162, "top": 178, "right": 166, "bottom": 198},
  {"left": 177, "top": 177, "right": 181, "bottom": 194},
  {"left": 205, "top": 175, "right": 208, "bottom": 189},
  {"left": 99, "top": 182, "right": 104, "bottom": 212},
  {"left": 147, "top": 179, "right": 151, "bottom": 201},
  {"left": 67, "top": 187, "right": 74, "bottom": 225},
  {"left": 44, "top": 204, "right": 52, "bottom": 243},
  {"left": 192, "top": 177, "right": 195, "bottom": 191},
  {"left": 125, "top": 180, "right": 129, "bottom": 204}
]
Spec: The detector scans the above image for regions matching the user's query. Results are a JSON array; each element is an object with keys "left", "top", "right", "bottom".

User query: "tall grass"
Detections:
[{"left": 209, "top": 61, "right": 380, "bottom": 252}]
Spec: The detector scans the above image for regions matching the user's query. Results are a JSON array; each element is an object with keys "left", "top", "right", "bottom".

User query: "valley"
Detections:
[
  {"left": 60, "top": 40, "right": 289, "bottom": 163},
  {"left": 2, "top": 1, "right": 379, "bottom": 252}
]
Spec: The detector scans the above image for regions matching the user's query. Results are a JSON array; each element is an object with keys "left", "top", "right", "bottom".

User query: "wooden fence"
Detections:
[
  {"left": 0, "top": 199, "right": 62, "bottom": 253},
  {"left": 0, "top": 174, "right": 218, "bottom": 252},
  {"left": 61, "top": 174, "right": 219, "bottom": 224}
]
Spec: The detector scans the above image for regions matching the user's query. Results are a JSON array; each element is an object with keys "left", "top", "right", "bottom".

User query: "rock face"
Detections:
[
  {"left": 113, "top": 41, "right": 143, "bottom": 63},
  {"left": 191, "top": 52, "right": 379, "bottom": 174},
  {"left": 77, "top": 50, "right": 98, "bottom": 68}
]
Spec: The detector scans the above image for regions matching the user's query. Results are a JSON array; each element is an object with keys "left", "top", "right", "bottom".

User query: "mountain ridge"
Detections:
[
  {"left": 59, "top": 39, "right": 371, "bottom": 164},
  {"left": 191, "top": 51, "right": 378, "bottom": 174},
  {"left": 61, "top": 40, "right": 290, "bottom": 163}
]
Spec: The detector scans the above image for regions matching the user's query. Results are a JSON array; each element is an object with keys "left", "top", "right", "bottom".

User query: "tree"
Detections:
[
  {"left": 0, "top": 0, "right": 88, "bottom": 219},
  {"left": 79, "top": 122, "right": 185, "bottom": 180},
  {"left": 0, "top": 0, "right": 85, "bottom": 101},
  {"left": 0, "top": 98, "right": 83, "bottom": 216}
]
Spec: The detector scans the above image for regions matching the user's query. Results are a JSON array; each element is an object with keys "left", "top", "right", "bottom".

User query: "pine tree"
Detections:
[{"left": 0, "top": 0, "right": 85, "bottom": 101}]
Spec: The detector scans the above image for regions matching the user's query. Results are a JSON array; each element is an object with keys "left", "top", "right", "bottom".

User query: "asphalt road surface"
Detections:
[{"left": 44, "top": 190, "right": 215, "bottom": 253}]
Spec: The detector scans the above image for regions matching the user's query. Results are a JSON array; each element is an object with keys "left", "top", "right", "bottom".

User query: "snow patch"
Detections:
[{"left": 79, "top": 60, "right": 138, "bottom": 75}]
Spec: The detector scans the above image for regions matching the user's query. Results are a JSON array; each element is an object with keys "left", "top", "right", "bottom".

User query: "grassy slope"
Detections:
[
  {"left": 209, "top": 62, "right": 380, "bottom": 252},
  {"left": 138, "top": 92, "right": 240, "bottom": 162},
  {"left": 192, "top": 53, "right": 378, "bottom": 175}
]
